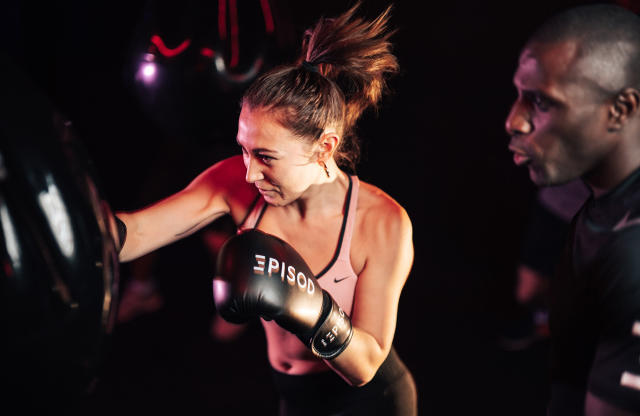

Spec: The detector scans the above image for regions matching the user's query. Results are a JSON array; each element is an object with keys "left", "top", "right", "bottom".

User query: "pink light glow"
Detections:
[
  {"left": 150, "top": 35, "right": 191, "bottom": 58},
  {"left": 200, "top": 47, "right": 216, "bottom": 58}
]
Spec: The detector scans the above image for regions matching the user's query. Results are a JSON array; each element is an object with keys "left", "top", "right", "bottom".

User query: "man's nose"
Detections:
[{"left": 505, "top": 101, "right": 532, "bottom": 137}]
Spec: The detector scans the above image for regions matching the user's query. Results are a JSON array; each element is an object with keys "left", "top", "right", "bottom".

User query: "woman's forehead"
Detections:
[{"left": 238, "top": 106, "right": 314, "bottom": 152}]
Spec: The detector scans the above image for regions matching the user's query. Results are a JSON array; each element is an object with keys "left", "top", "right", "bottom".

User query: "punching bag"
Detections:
[{"left": 0, "top": 53, "right": 119, "bottom": 409}]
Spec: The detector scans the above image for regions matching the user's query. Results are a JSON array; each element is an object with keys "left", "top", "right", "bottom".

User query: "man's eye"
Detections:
[
  {"left": 526, "top": 92, "right": 551, "bottom": 112},
  {"left": 534, "top": 94, "right": 550, "bottom": 111}
]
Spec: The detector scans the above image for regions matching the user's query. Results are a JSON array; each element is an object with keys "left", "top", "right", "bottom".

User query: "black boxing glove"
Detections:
[{"left": 212, "top": 229, "right": 353, "bottom": 359}]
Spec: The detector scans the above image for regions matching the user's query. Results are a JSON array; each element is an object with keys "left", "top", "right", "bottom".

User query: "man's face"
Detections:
[{"left": 505, "top": 40, "right": 614, "bottom": 186}]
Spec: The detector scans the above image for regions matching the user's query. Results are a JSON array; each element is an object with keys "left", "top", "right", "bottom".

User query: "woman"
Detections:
[{"left": 115, "top": 4, "right": 417, "bottom": 415}]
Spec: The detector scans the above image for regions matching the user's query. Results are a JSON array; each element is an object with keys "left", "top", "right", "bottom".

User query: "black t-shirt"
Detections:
[{"left": 550, "top": 168, "right": 640, "bottom": 414}]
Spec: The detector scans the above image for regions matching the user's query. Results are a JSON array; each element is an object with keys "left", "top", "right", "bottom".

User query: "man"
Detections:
[{"left": 506, "top": 4, "right": 640, "bottom": 415}]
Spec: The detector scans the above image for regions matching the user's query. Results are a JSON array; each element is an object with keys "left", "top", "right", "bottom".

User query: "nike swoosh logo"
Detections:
[
  {"left": 613, "top": 211, "right": 640, "bottom": 231},
  {"left": 334, "top": 276, "right": 351, "bottom": 283}
]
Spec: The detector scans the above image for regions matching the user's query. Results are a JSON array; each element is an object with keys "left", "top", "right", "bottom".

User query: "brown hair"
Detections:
[{"left": 242, "top": 2, "right": 399, "bottom": 171}]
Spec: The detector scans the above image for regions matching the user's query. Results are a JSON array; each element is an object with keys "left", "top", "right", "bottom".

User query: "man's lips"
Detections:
[
  {"left": 513, "top": 153, "right": 531, "bottom": 166},
  {"left": 509, "top": 146, "right": 531, "bottom": 166}
]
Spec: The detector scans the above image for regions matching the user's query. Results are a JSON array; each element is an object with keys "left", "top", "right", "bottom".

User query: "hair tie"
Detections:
[{"left": 301, "top": 60, "right": 320, "bottom": 74}]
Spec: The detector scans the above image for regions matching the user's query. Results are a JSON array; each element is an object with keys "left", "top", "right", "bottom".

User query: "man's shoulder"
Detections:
[
  {"left": 586, "top": 227, "right": 640, "bottom": 294},
  {"left": 603, "top": 226, "right": 640, "bottom": 261}
]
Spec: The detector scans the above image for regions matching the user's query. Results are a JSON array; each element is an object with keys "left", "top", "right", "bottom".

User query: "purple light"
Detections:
[
  {"left": 136, "top": 54, "right": 158, "bottom": 85},
  {"left": 142, "top": 62, "right": 156, "bottom": 78}
]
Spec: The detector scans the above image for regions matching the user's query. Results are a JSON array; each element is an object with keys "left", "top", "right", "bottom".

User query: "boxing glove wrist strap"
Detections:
[{"left": 309, "top": 291, "right": 354, "bottom": 359}]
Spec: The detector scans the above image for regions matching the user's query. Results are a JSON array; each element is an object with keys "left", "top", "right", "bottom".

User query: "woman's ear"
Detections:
[{"left": 315, "top": 130, "right": 340, "bottom": 162}]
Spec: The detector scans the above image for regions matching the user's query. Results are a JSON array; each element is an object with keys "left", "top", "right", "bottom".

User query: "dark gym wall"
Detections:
[{"left": 2, "top": 0, "right": 631, "bottom": 414}]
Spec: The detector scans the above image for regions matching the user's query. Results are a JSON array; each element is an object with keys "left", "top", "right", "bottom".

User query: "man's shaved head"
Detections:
[{"left": 528, "top": 4, "right": 640, "bottom": 95}]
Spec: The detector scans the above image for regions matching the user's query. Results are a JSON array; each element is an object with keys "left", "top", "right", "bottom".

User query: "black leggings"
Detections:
[{"left": 272, "top": 347, "right": 417, "bottom": 416}]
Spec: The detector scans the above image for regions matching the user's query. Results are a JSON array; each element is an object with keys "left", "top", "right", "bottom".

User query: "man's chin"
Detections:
[
  {"left": 529, "top": 167, "right": 576, "bottom": 187},
  {"left": 528, "top": 166, "right": 553, "bottom": 187}
]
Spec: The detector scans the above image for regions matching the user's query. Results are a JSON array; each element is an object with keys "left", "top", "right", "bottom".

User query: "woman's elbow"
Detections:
[{"left": 343, "top": 363, "right": 379, "bottom": 387}]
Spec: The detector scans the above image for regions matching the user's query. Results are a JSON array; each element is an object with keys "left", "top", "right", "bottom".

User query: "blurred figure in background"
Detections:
[
  {"left": 500, "top": 179, "right": 590, "bottom": 351},
  {"left": 201, "top": 215, "right": 246, "bottom": 341}
]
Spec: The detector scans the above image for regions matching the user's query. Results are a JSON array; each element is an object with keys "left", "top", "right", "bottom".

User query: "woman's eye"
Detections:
[{"left": 259, "top": 155, "right": 274, "bottom": 164}]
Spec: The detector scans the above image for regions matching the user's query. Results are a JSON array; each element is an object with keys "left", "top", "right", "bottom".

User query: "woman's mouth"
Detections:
[{"left": 257, "top": 186, "right": 277, "bottom": 195}]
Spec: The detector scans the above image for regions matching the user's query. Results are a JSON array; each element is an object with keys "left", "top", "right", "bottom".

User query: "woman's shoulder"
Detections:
[
  {"left": 351, "top": 178, "right": 413, "bottom": 276},
  {"left": 195, "top": 155, "right": 258, "bottom": 222},
  {"left": 207, "top": 154, "right": 246, "bottom": 177},
  {"left": 189, "top": 155, "right": 248, "bottom": 195},
  {"left": 195, "top": 155, "right": 244, "bottom": 184},
  {"left": 355, "top": 179, "right": 412, "bottom": 237}
]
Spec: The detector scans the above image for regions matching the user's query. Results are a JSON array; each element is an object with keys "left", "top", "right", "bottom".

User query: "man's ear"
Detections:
[
  {"left": 608, "top": 88, "right": 640, "bottom": 131},
  {"left": 314, "top": 131, "right": 340, "bottom": 162}
]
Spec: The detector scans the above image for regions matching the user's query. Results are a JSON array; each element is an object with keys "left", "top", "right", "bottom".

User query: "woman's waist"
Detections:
[
  {"left": 268, "top": 354, "right": 328, "bottom": 375},
  {"left": 262, "top": 320, "right": 410, "bottom": 384},
  {"left": 262, "top": 319, "right": 328, "bottom": 374}
]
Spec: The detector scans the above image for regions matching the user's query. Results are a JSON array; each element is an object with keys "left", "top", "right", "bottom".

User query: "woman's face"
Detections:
[{"left": 236, "top": 104, "right": 323, "bottom": 206}]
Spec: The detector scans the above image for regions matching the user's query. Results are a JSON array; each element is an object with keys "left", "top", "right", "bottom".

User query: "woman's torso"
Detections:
[{"left": 238, "top": 174, "right": 362, "bottom": 374}]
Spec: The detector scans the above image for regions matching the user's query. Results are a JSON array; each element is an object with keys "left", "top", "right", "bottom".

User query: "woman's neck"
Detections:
[{"left": 287, "top": 165, "right": 349, "bottom": 220}]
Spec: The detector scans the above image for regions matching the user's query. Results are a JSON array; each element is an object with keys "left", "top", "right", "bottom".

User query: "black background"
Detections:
[{"left": 4, "top": 0, "right": 638, "bottom": 414}]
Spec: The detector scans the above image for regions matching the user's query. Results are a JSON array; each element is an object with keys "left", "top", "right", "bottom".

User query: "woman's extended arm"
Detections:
[{"left": 116, "top": 155, "right": 251, "bottom": 262}]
